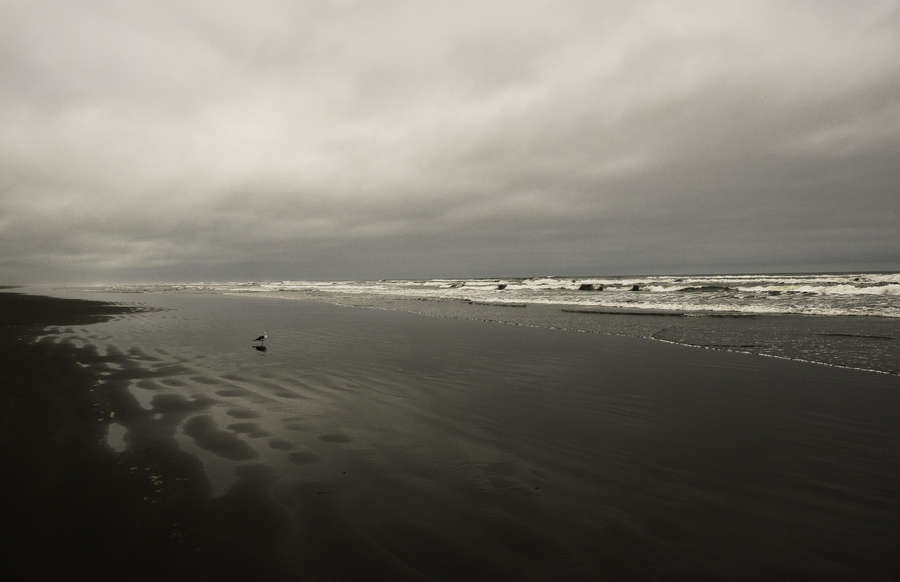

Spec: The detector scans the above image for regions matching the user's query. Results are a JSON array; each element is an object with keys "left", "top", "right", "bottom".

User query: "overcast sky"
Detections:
[{"left": 1, "top": 0, "right": 899, "bottom": 282}]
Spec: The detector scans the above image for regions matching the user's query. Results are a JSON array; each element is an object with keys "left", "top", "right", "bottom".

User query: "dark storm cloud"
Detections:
[{"left": 1, "top": 0, "right": 898, "bottom": 282}]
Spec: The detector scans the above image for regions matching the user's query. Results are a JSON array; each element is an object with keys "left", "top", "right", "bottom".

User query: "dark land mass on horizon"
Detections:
[{"left": 2, "top": 290, "right": 900, "bottom": 580}]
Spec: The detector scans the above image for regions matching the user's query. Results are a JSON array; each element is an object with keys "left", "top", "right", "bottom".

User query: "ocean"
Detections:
[{"left": 92, "top": 271, "right": 899, "bottom": 375}]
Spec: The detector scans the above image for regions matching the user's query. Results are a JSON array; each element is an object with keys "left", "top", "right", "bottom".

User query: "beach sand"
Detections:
[
  {"left": 1, "top": 293, "right": 291, "bottom": 579},
  {"left": 3, "top": 290, "right": 900, "bottom": 580}
]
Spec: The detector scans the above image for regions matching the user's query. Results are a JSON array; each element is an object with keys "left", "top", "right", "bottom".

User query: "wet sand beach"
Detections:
[
  {"left": 1, "top": 293, "right": 291, "bottom": 579},
  {"left": 3, "top": 290, "right": 900, "bottom": 580}
]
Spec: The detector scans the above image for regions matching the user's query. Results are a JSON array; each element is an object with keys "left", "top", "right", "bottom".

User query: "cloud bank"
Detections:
[{"left": 2, "top": 0, "right": 899, "bottom": 281}]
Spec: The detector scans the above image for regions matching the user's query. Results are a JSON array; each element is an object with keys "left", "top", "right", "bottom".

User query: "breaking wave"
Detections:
[
  {"left": 675, "top": 285, "right": 735, "bottom": 293},
  {"left": 95, "top": 271, "right": 900, "bottom": 318}
]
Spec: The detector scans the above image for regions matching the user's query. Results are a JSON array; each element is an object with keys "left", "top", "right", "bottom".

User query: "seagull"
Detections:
[{"left": 253, "top": 331, "right": 268, "bottom": 343}]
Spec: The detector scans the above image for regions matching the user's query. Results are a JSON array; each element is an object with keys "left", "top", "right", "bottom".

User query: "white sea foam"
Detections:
[
  {"left": 736, "top": 283, "right": 900, "bottom": 296},
  {"left": 93, "top": 272, "right": 900, "bottom": 318}
]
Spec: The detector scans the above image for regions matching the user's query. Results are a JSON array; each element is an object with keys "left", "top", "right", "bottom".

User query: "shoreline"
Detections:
[
  {"left": 647, "top": 334, "right": 898, "bottom": 377},
  {"left": 207, "top": 289, "right": 900, "bottom": 376}
]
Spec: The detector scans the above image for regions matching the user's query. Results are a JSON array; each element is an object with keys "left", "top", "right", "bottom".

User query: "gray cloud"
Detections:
[{"left": 1, "top": 0, "right": 899, "bottom": 282}]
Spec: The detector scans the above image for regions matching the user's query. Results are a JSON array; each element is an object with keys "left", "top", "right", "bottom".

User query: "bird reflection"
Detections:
[{"left": 252, "top": 345, "right": 268, "bottom": 352}]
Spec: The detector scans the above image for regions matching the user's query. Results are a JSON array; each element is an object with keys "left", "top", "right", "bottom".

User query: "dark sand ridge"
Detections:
[{"left": 3, "top": 290, "right": 900, "bottom": 580}]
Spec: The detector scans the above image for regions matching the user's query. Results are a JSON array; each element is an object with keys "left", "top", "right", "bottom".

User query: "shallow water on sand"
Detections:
[{"left": 28, "top": 289, "right": 900, "bottom": 579}]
